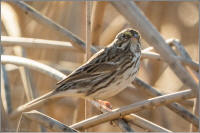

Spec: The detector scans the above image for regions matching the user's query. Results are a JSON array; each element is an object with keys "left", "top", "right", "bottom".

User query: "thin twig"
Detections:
[
  {"left": 142, "top": 39, "right": 199, "bottom": 72},
  {"left": 84, "top": 1, "right": 93, "bottom": 131},
  {"left": 141, "top": 51, "right": 199, "bottom": 72},
  {"left": 1, "top": 36, "right": 79, "bottom": 52},
  {"left": 111, "top": 1, "right": 198, "bottom": 94},
  {"left": 14, "top": 1, "right": 98, "bottom": 53},
  {"left": 1, "top": 45, "right": 12, "bottom": 115},
  {"left": 70, "top": 89, "right": 193, "bottom": 130},
  {"left": 17, "top": 112, "right": 32, "bottom": 132},
  {"left": 1, "top": 65, "right": 12, "bottom": 114},
  {"left": 17, "top": 110, "right": 78, "bottom": 132},
  {"left": 1, "top": 55, "right": 66, "bottom": 81},
  {"left": 168, "top": 39, "right": 199, "bottom": 76},
  {"left": 133, "top": 78, "right": 198, "bottom": 128},
  {"left": 86, "top": 1, "right": 92, "bottom": 60}
]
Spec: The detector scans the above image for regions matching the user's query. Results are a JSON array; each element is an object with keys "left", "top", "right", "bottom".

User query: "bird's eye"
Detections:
[
  {"left": 133, "top": 33, "right": 139, "bottom": 38},
  {"left": 122, "top": 34, "right": 126, "bottom": 38}
]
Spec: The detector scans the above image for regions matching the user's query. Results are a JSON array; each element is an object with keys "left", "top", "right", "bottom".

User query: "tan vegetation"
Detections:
[{"left": 1, "top": 1, "right": 199, "bottom": 132}]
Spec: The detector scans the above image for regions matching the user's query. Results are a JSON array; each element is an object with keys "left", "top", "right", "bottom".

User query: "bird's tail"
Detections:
[{"left": 10, "top": 90, "right": 58, "bottom": 118}]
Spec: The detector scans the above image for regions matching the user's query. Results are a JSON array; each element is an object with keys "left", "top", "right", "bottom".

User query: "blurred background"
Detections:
[{"left": 1, "top": 1, "right": 199, "bottom": 132}]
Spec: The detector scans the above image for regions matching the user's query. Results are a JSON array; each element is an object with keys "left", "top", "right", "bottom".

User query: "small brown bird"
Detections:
[{"left": 15, "top": 28, "right": 141, "bottom": 115}]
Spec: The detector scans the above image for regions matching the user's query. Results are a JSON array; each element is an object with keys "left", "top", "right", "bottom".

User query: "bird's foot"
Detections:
[
  {"left": 97, "top": 100, "right": 115, "bottom": 126},
  {"left": 97, "top": 100, "right": 112, "bottom": 111}
]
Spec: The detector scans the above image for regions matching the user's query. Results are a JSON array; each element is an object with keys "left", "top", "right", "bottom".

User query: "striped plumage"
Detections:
[
  {"left": 54, "top": 28, "right": 141, "bottom": 100},
  {"left": 19, "top": 28, "right": 141, "bottom": 110}
]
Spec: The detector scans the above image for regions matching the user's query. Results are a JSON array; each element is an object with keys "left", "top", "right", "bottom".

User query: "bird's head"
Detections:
[{"left": 115, "top": 28, "right": 141, "bottom": 47}]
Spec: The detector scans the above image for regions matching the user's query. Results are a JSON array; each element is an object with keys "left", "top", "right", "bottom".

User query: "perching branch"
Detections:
[
  {"left": 70, "top": 89, "right": 193, "bottom": 129},
  {"left": 91, "top": 100, "right": 134, "bottom": 132},
  {"left": 91, "top": 100, "right": 172, "bottom": 132},
  {"left": 1, "top": 36, "right": 79, "bottom": 52}
]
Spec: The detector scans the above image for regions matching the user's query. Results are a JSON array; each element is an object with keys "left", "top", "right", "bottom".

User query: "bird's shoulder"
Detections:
[{"left": 56, "top": 46, "right": 118, "bottom": 85}]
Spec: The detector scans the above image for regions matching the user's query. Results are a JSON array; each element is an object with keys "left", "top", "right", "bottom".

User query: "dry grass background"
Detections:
[{"left": 1, "top": 1, "right": 199, "bottom": 132}]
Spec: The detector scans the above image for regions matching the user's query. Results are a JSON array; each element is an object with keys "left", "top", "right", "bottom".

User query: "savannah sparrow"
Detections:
[{"left": 18, "top": 28, "right": 141, "bottom": 111}]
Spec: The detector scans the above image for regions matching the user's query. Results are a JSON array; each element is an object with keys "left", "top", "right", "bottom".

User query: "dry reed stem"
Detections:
[
  {"left": 14, "top": 1, "right": 98, "bottom": 53},
  {"left": 142, "top": 39, "right": 199, "bottom": 72},
  {"left": 1, "top": 55, "right": 66, "bottom": 81},
  {"left": 168, "top": 39, "right": 199, "bottom": 77},
  {"left": 125, "top": 114, "right": 172, "bottom": 132},
  {"left": 133, "top": 78, "right": 198, "bottom": 128},
  {"left": 86, "top": 1, "right": 92, "bottom": 60},
  {"left": 111, "top": 1, "right": 198, "bottom": 94},
  {"left": 17, "top": 112, "right": 32, "bottom": 132},
  {"left": 1, "top": 36, "right": 79, "bottom": 52},
  {"left": 1, "top": 100, "right": 9, "bottom": 131},
  {"left": 99, "top": 15, "right": 127, "bottom": 46},
  {"left": 70, "top": 89, "right": 193, "bottom": 129},
  {"left": 169, "top": 39, "right": 199, "bottom": 132},
  {"left": 1, "top": 65, "right": 12, "bottom": 114},
  {"left": 84, "top": 2, "right": 94, "bottom": 131},
  {"left": 13, "top": 47, "right": 36, "bottom": 101},
  {"left": 168, "top": 39, "right": 199, "bottom": 131},
  {"left": 73, "top": 99, "right": 86, "bottom": 127},
  {"left": 2, "top": 1, "right": 36, "bottom": 101},
  {"left": 17, "top": 110, "right": 78, "bottom": 132},
  {"left": 141, "top": 51, "right": 198, "bottom": 72},
  {"left": 91, "top": 1, "right": 107, "bottom": 46},
  {"left": 2, "top": 6, "right": 45, "bottom": 130}
]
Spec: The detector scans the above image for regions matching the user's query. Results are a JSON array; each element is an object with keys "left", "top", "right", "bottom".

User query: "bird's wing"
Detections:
[{"left": 56, "top": 47, "right": 118, "bottom": 85}]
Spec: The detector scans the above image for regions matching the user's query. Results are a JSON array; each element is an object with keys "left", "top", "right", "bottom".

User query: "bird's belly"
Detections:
[{"left": 90, "top": 65, "right": 138, "bottom": 100}]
